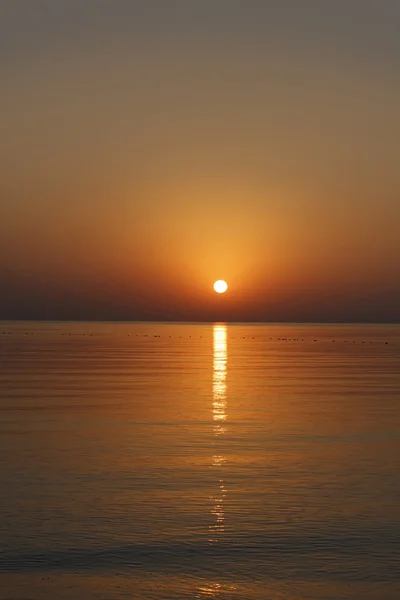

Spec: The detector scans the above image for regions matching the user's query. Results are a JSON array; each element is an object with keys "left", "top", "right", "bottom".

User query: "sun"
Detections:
[{"left": 214, "top": 280, "right": 228, "bottom": 294}]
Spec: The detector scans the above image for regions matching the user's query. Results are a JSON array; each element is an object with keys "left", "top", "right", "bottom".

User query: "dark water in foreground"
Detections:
[{"left": 0, "top": 322, "right": 399, "bottom": 600}]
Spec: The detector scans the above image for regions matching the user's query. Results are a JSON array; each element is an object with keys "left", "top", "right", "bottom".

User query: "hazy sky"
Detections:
[{"left": 1, "top": 1, "right": 399, "bottom": 321}]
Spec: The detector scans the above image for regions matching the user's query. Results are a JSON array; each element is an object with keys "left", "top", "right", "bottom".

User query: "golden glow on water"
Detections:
[
  {"left": 212, "top": 325, "right": 227, "bottom": 433},
  {"left": 208, "top": 324, "right": 228, "bottom": 547},
  {"left": 196, "top": 582, "right": 237, "bottom": 598},
  {"left": 200, "top": 324, "right": 233, "bottom": 598}
]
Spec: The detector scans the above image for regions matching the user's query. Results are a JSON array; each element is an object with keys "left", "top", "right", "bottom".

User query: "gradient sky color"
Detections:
[{"left": 1, "top": 1, "right": 399, "bottom": 321}]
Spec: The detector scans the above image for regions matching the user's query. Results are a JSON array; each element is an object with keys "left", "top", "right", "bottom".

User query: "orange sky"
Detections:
[{"left": 1, "top": 2, "right": 399, "bottom": 321}]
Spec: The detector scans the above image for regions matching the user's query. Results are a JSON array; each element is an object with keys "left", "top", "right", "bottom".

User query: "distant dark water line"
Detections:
[{"left": 2, "top": 526, "right": 399, "bottom": 579}]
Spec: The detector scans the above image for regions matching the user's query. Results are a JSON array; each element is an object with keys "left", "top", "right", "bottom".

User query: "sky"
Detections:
[{"left": 1, "top": 1, "right": 399, "bottom": 322}]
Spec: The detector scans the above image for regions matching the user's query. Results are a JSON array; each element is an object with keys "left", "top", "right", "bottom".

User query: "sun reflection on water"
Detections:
[
  {"left": 196, "top": 582, "right": 237, "bottom": 598},
  {"left": 209, "top": 324, "right": 228, "bottom": 543},
  {"left": 198, "top": 325, "right": 236, "bottom": 597},
  {"left": 212, "top": 325, "right": 227, "bottom": 434}
]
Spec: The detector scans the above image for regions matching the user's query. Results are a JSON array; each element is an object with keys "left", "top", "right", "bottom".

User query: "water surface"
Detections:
[{"left": 0, "top": 322, "right": 399, "bottom": 599}]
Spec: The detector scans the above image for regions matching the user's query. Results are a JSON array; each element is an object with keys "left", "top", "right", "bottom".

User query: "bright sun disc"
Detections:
[{"left": 214, "top": 280, "right": 228, "bottom": 294}]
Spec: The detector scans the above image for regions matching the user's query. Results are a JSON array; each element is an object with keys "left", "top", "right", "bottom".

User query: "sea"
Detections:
[{"left": 0, "top": 321, "right": 399, "bottom": 600}]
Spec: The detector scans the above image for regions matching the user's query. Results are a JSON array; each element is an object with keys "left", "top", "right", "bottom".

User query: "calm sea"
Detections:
[{"left": 0, "top": 322, "right": 399, "bottom": 600}]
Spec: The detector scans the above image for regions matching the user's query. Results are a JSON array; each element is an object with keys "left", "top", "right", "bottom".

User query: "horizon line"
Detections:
[{"left": 1, "top": 319, "right": 399, "bottom": 326}]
